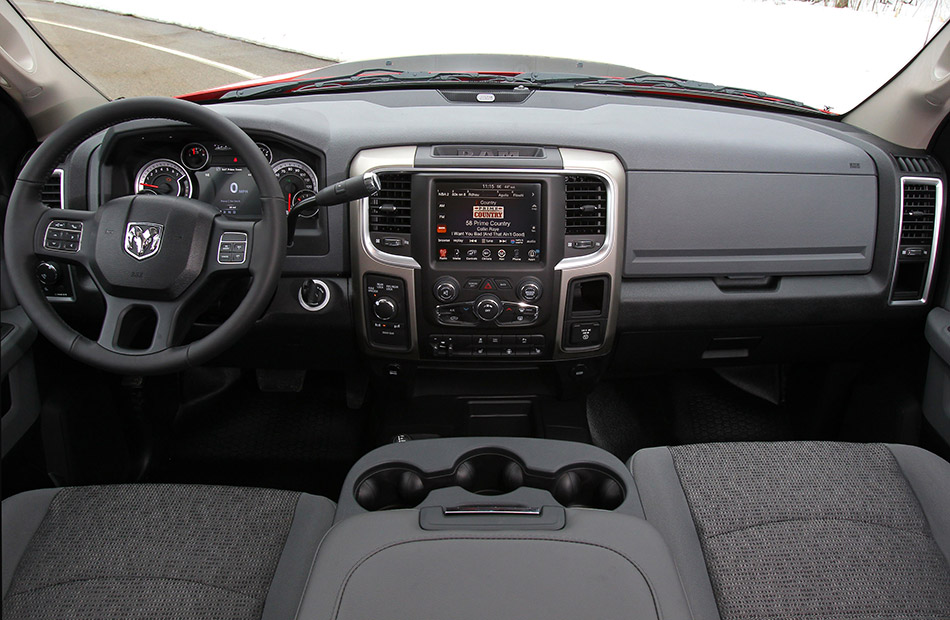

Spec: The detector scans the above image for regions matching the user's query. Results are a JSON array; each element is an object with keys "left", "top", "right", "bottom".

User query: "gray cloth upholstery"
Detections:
[
  {"left": 635, "top": 441, "right": 950, "bottom": 620},
  {"left": 2, "top": 484, "right": 336, "bottom": 620},
  {"left": 630, "top": 447, "right": 721, "bottom": 620}
]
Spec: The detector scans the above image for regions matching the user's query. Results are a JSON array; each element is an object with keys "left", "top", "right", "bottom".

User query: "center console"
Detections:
[
  {"left": 350, "top": 146, "right": 624, "bottom": 364},
  {"left": 294, "top": 438, "right": 691, "bottom": 620}
]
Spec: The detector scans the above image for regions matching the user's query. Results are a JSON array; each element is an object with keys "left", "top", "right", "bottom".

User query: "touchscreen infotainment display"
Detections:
[{"left": 434, "top": 181, "right": 541, "bottom": 263}]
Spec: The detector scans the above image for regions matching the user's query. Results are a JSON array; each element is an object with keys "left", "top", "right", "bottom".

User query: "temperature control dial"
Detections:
[
  {"left": 433, "top": 277, "right": 459, "bottom": 303},
  {"left": 518, "top": 278, "right": 543, "bottom": 302}
]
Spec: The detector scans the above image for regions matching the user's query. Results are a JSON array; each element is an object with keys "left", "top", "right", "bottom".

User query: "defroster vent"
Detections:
[
  {"left": 565, "top": 175, "right": 607, "bottom": 235},
  {"left": 896, "top": 156, "right": 936, "bottom": 174},
  {"left": 369, "top": 173, "right": 412, "bottom": 234}
]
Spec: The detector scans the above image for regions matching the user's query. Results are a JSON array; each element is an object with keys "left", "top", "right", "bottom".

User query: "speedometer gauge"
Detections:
[
  {"left": 134, "top": 159, "right": 193, "bottom": 198},
  {"left": 271, "top": 159, "right": 318, "bottom": 212}
]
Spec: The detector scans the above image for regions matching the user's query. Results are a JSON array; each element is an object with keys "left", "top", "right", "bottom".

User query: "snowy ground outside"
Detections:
[{"left": 45, "top": 0, "right": 949, "bottom": 111}]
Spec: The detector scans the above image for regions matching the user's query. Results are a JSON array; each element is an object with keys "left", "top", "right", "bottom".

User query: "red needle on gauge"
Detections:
[
  {"left": 288, "top": 194, "right": 292, "bottom": 212},
  {"left": 141, "top": 183, "right": 159, "bottom": 189}
]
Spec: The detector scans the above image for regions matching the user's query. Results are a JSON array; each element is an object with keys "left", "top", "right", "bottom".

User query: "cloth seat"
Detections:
[
  {"left": 630, "top": 441, "right": 950, "bottom": 620},
  {"left": 2, "top": 484, "right": 335, "bottom": 620}
]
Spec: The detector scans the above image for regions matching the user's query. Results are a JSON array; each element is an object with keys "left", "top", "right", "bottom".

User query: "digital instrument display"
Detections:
[
  {"left": 434, "top": 181, "right": 541, "bottom": 263},
  {"left": 196, "top": 166, "right": 260, "bottom": 218}
]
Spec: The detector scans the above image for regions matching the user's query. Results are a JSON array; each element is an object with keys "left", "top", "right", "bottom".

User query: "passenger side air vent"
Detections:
[
  {"left": 564, "top": 175, "right": 607, "bottom": 235},
  {"left": 369, "top": 173, "right": 412, "bottom": 234},
  {"left": 367, "top": 172, "right": 413, "bottom": 258},
  {"left": 900, "top": 183, "right": 937, "bottom": 245},
  {"left": 896, "top": 156, "right": 936, "bottom": 174},
  {"left": 41, "top": 169, "right": 64, "bottom": 208},
  {"left": 891, "top": 178, "right": 942, "bottom": 304}
]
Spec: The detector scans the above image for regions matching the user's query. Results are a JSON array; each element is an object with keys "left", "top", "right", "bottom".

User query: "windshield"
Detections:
[{"left": 13, "top": 0, "right": 949, "bottom": 113}]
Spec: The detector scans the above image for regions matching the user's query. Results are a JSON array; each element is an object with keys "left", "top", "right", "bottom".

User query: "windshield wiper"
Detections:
[
  {"left": 546, "top": 74, "right": 820, "bottom": 111},
  {"left": 218, "top": 69, "right": 540, "bottom": 101},
  {"left": 218, "top": 69, "right": 824, "bottom": 114}
]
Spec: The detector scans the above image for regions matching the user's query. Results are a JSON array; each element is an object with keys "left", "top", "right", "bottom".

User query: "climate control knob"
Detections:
[
  {"left": 433, "top": 277, "right": 459, "bottom": 303},
  {"left": 474, "top": 294, "right": 502, "bottom": 322},
  {"left": 374, "top": 297, "right": 398, "bottom": 320},
  {"left": 518, "top": 278, "right": 543, "bottom": 302}
]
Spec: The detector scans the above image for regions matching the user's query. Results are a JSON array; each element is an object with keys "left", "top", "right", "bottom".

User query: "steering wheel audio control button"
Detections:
[
  {"left": 217, "top": 232, "right": 248, "bottom": 264},
  {"left": 44, "top": 221, "right": 82, "bottom": 252}
]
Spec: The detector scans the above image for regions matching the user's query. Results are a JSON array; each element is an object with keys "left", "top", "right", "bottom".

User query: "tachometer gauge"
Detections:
[
  {"left": 134, "top": 159, "right": 193, "bottom": 197},
  {"left": 256, "top": 142, "right": 273, "bottom": 163},
  {"left": 180, "top": 142, "right": 209, "bottom": 170},
  {"left": 271, "top": 159, "right": 318, "bottom": 212}
]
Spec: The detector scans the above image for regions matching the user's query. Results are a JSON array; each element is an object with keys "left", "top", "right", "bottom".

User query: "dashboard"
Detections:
[{"left": 40, "top": 87, "right": 946, "bottom": 381}]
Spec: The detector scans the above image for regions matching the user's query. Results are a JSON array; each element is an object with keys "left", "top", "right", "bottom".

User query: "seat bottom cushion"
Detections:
[
  {"left": 632, "top": 442, "right": 950, "bottom": 620},
  {"left": 2, "top": 484, "right": 335, "bottom": 620}
]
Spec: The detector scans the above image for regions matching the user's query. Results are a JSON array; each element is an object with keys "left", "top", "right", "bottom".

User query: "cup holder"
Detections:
[
  {"left": 553, "top": 467, "right": 625, "bottom": 510},
  {"left": 355, "top": 466, "right": 427, "bottom": 511},
  {"left": 454, "top": 453, "right": 525, "bottom": 495},
  {"left": 354, "top": 450, "right": 626, "bottom": 512}
]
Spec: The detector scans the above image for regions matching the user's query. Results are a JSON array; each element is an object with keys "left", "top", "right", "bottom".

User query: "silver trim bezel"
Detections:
[
  {"left": 50, "top": 168, "right": 65, "bottom": 208},
  {"left": 350, "top": 147, "right": 625, "bottom": 359},
  {"left": 889, "top": 177, "right": 943, "bottom": 306},
  {"left": 297, "top": 278, "right": 331, "bottom": 312},
  {"left": 216, "top": 232, "right": 248, "bottom": 265}
]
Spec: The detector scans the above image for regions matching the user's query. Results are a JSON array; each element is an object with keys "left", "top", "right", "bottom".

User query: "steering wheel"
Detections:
[{"left": 3, "top": 97, "right": 286, "bottom": 375}]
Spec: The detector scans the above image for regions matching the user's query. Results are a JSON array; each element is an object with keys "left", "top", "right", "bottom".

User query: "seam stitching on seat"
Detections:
[
  {"left": 704, "top": 515, "right": 935, "bottom": 541},
  {"left": 3, "top": 489, "right": 63, "bottom": 602},
  {"left": 5, "top": 575, "right": 263, "bottom": 602}
]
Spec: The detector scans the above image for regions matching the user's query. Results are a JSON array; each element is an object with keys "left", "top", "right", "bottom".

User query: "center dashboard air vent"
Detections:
[
  {"left": 563, "top": 175, "right": 607, "bottom": 258},
  {"left": 565, "top": 175, "right": 607, "bottom": 235},
  {"left": 891, "top": 178, "right": 942, "bottom": 304},
  {"left": 368, "top": 172, "right": 412, "bottom": 256}
]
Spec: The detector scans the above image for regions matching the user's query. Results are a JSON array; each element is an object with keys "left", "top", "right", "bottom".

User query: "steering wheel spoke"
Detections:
[
  {"left": 203, "top": 217, "right": 256, "bottom": 277},
  {"left": 97, "top": 294, "right": 186, "bottom": 355}
]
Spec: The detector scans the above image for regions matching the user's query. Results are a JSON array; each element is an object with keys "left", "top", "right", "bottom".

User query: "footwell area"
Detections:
[
  {"left": 152, "top": 370, "right": 372, "bottom": 500},
  {"left": 588, "top": 368, "right": 798, "bottom": 460}
]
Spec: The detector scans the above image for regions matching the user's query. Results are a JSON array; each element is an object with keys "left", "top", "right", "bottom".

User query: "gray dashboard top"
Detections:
[{"left": 215, "top": 89, "right": 876, "bottom": 179}]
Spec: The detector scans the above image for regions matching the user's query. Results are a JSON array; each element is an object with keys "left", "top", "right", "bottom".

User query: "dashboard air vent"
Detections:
[
  {"left": 41, "top": 170, "right": 64, "bottom": 208},
  {"left": 900, "top": 182, "right": 937, "bottom": 245},
  {"left": 565, "top": 175, "right": 607, "bottom": 235},
  {"left": 896, "top": 156, "right": 935, "bottom": 174},
  {"left": 369, "top": 173, "right": 412, "bottom": 234}
]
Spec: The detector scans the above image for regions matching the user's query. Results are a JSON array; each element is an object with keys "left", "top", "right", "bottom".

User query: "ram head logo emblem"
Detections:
[{"left": 124, "top": 222, "right": 164, "bottom": 260}]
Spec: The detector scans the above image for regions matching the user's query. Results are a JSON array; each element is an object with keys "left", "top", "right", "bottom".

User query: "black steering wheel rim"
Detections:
[{"left": 3, "top": 96, "right": 286, "bottom": 375}]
